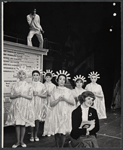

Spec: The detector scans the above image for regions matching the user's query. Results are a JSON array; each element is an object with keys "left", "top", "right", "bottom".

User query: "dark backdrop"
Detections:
[{"left": 3, "top": 2, "right": 121, "bottom": 108}]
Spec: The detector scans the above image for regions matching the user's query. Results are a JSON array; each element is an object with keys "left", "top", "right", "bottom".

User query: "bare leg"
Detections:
[
  {"left": 30, "top": 127, "right": 34, "bottom": 138},
  {"left": 35, "top": 120, "right": 39, "bottom": 137},
  {"left": 60, "top": 134, "right": 66, "bottom": 148},
  {"left": 20, "top": 126, "right": 26, "bottom": 144},
  {"left": 55, "top": 133, "right": 60, "bottom": 147},
  {"left": 15, "top": 125, "right": 21, "bottom": 145}
]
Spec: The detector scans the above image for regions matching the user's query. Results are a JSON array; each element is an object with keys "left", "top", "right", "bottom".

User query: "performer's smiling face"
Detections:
[
  {"left": 18, "top": 71, "right": 26, "bottom": 81},
  {"left": 58, "top": 75, "right": 66, "bottom": 86},
  {"left": 91, "top": 76, "right": 97, "bottom": 83},
  {"left": 83, "top": 96, "right": 94, "bottom": 108},
  {"left": 33, "top": 72, "right": 40, "bottom": 82},
  {"left": 76, "top": 79, "right": 83, "bottom": 88}
]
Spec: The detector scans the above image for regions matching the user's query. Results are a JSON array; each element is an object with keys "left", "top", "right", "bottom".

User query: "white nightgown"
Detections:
[
  {"left": 72, "top": 87, "right": 86, "bottom": 107},
  {"left": 5, "top": 80, "right": 35, "bottom": 127},
  {"left": 31, "top": 81, "right": 47, "bottom": 121},
  {"left": 85, "top": 83, "right": 107, "bottom": 119},
  {"left": 49, "top": 86, "right": 75, "bottom": 135},
  {"left": 43, "top": 81, "right": 56, "bottom": 136}
]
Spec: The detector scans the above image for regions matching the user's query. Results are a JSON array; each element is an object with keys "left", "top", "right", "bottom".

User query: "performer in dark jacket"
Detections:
[{"left": 70, "top": 91, "right": 99, "bottom": 148}]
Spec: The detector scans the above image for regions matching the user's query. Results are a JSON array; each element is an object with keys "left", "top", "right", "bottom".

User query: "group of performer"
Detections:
[{"left": 5, "top": 65, "right": 107, "bottom": 148}]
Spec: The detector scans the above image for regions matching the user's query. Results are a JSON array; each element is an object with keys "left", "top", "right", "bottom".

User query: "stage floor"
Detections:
[{"left": 3, "top": 108, "right": 121, "bottom": 148}]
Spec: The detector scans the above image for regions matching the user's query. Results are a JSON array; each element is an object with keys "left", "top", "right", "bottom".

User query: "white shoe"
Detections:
[
  {"left": 12, "top": 144, "right": 20, "bottom": 148},
  {"left": 30, "top": 137, "right": 34, "bottom": 142},
  {"left": 35, "top": 137, "right": 39, "bottom": 141},
  {"left": 21, "top": 143, "right": 27, "bottom": 148}
]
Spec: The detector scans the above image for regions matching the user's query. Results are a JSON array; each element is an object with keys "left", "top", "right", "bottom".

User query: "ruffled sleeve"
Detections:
[
  {"left": 71, "top": 89, "right": 75, "bottom": 98},
  {"left": 10, "top": 83, "right": 16, "bottom": 96},
  {"left": 28, "top": 83, "right": 33, "bottom": 97},
  {"left": 41, "top": 84, "right": 47, "bottom": 95},
  {"left": 98, "top": 85, "right": 104, "bottom": 98},
  {"left": 69, "top": 89, "right": 76, "bottom": 105},
  {"left": 50, "top": 91, "right": 56, "bottom": 103},
  {"left": 50, "top": 84, "right": 56, "bottom": 95},
  {"left": 85, "top": 84, "right": 90, "bottom": 91}
]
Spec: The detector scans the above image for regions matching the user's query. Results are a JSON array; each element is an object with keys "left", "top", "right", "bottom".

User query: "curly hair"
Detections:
[
  {"left": 78, "top": 91, "right": 95, "bottom": 104},
  {"left": 17, "top": 70, "right": 26, "bottom": 79}
]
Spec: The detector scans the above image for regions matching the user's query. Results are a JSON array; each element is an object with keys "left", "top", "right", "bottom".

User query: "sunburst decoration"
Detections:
[
  {"left": 88, "top": 71, "right": 100, "bottom": 79},
  {"left": 31, "top": 67, "right": 43, "bottom": 75},
  {"left": 43, "top": 69, "right": 55, "bottom": 79},
  {"left": 73, "top": 75, "right": 86, "bottom": 82},
  {"left": 13, "top": 65, "right": 31, "bottom": 78},
  {"left": 55, "top": 70, "right": 71, "bottom": 80}
]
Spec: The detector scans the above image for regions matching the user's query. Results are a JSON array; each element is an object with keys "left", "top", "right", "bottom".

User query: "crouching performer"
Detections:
[{"left": 70, "top": 91, "right": 99, "bottom": 148}]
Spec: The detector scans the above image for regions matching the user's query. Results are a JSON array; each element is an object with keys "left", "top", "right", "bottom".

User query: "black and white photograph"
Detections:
[{"left": 2, "top": 0, "right": 121, "bottom": 148}]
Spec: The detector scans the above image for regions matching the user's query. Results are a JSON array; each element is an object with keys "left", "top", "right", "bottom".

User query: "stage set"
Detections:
[{"left": 3, "top": 1, "right": 121, "bottom": 148}]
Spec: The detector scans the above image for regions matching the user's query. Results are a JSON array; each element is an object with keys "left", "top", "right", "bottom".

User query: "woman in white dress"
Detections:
[
  {"left": 85, "top": 71, "right": 107, "bottom": 119},
  {"left": 30, "top": 69, "right": 47, "bottom": 142},
  {"left": 5, "top": 66, "right": 35, "bottom": 148},
  {"left": 50, "top": 70, "right": 75, "bottom": 147},
  {"left": 43, "top": 70, "right": 56, "bottom": 137},
  {"left": 72, "top": 75, "right": 86, "bottom": 107}
]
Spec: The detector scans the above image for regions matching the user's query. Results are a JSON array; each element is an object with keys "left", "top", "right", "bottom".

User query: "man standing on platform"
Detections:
[{"left": 27, "top": 8, "right": 44, "bottom": 49}]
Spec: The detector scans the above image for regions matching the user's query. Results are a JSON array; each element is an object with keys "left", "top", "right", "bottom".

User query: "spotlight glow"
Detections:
[
  {"left": 113, "top": 13, "right": 117, "bottom": 16},
  {"left": 109, "top": 29, "right": 113, "bottom": 32},
  {"left": 113, "top": 3, "right": 116, "bottom": 6}
]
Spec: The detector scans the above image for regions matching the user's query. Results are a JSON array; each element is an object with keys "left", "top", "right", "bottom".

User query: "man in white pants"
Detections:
[{"left": 27, "top": 8, "right": 44, "bottom": 49}]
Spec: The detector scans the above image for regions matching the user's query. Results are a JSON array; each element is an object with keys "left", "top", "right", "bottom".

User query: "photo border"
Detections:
[{"left": 1, "top": 0, "right": 122, "bottom": 149}]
